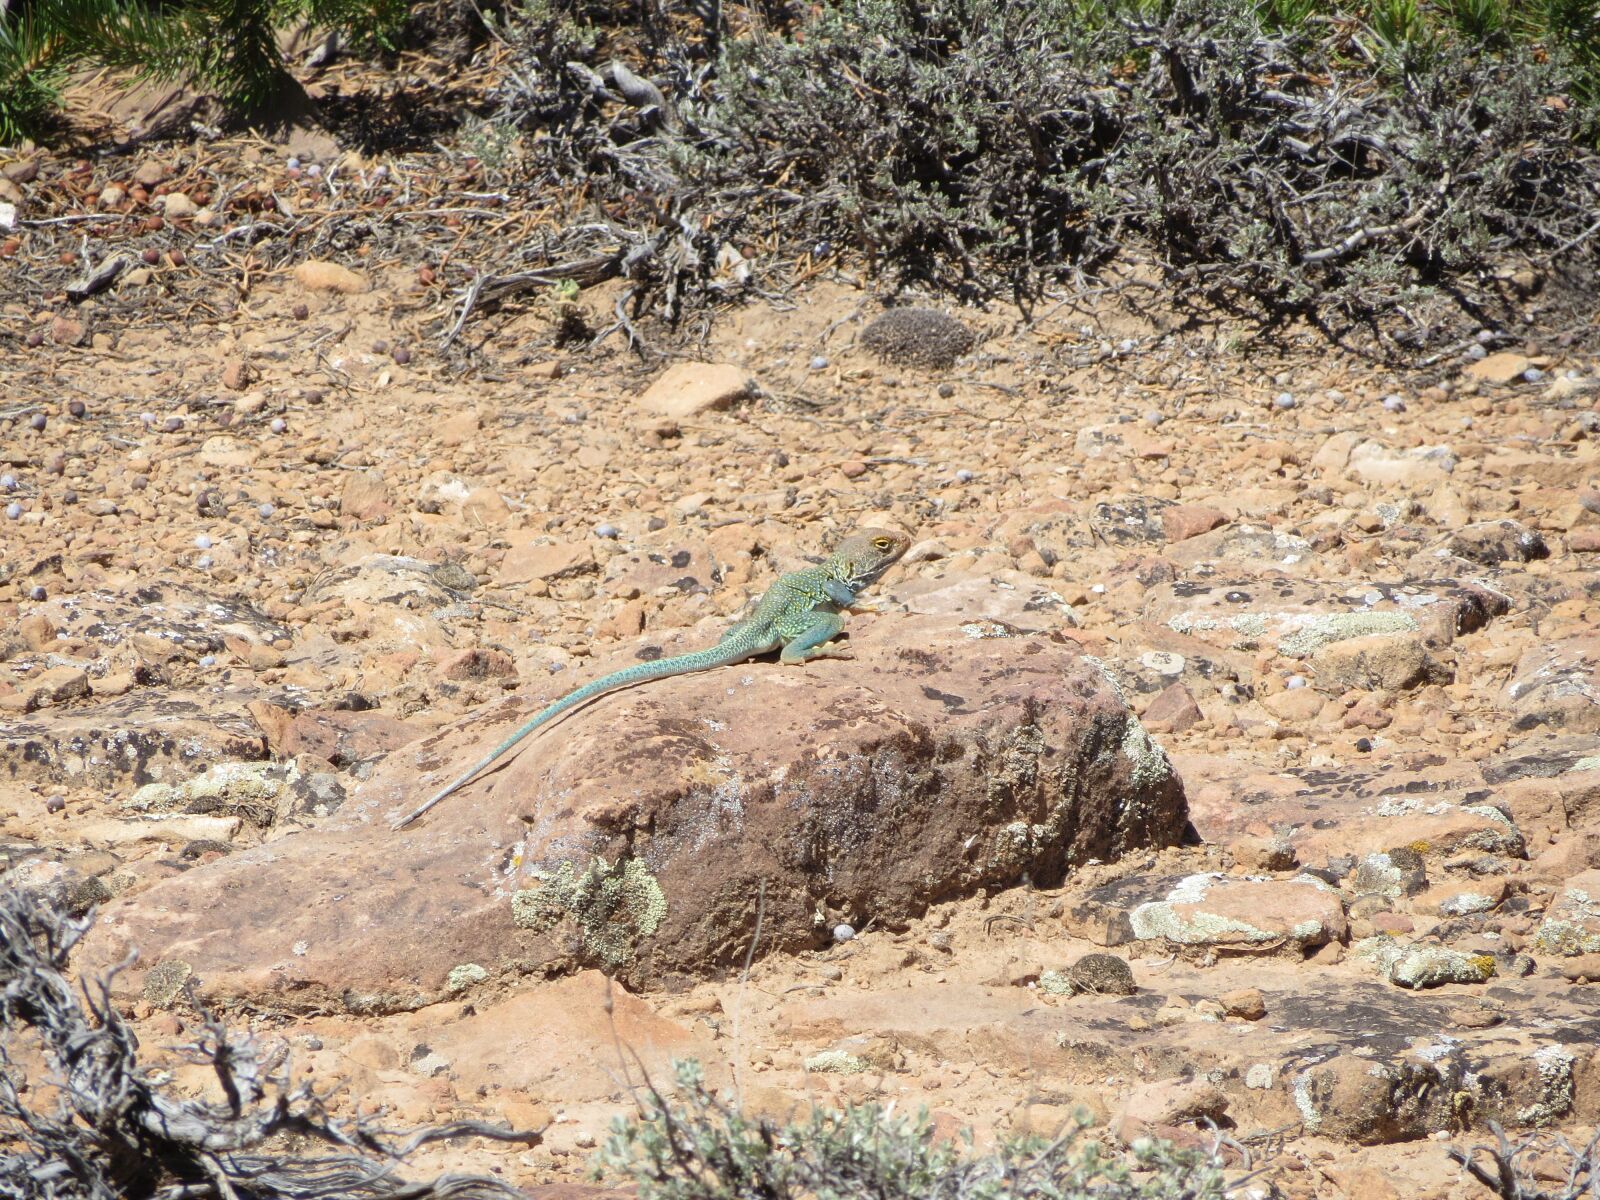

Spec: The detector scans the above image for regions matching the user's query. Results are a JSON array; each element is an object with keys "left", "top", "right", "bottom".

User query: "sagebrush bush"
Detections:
[
  {"left": 474, "top": 0, "right": 1600, "bottom": 341},
  {"left": 597, "top": 1059, "right": 1236, "bottom": 1200}
]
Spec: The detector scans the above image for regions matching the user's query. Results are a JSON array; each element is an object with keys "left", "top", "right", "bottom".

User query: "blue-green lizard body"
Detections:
[{"left": 392, "top": 527, "right": 910, "bottom": 829}]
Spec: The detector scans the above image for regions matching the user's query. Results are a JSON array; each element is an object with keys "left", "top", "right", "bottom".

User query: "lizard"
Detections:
[{"left": 391, "top": 527, "right": 910, "bottom": 829}]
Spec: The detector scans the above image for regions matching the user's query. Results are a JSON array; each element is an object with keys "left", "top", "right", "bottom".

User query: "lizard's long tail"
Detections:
[{"left": 391, "top": 641, "right": 754, "bottom": 829}]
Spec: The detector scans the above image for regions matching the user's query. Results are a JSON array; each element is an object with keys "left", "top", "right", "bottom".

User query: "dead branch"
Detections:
[{"left": 0, "top": 889, "right": 540, "bottom": 1200}]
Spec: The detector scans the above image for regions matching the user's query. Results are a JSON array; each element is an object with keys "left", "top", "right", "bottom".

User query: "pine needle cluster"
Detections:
[{"left": 0, "top": 0, "right": 407, "bottom": 144}]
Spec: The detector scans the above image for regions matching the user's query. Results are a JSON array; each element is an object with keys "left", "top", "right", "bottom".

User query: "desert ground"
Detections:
[{"left": 3, "top": 88, "right": 1600, "bottom": 1200}]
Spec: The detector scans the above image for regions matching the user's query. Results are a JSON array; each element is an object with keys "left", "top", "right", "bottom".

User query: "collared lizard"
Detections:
[{"left": 392, "top": 527, "right": 910, "bottom": 829}]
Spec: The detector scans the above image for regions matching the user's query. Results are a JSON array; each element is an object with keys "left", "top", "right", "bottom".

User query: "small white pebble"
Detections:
[
  {"left": 1286, "top": 675, "right": 1305, "bottom": 689},
  {"left": 286, "top": 156, "right": 301, "bottom": 169},
  {"left": 1523, "top": 368, "right": 1544, "bottom": 383},
  {"left": 1476, "top": 329, "right": 1496, "bottom": 343},
  {"left": 29, "top": 585, "right": 46, "bottom": 601},
  {"left": 0, "top": 474, "right": 14, "bottom": 492},
  {"left": 1090, "top": 583, "right": 1106, "bottom": 594},
  {"left": 372, "top": 164, "right": 388, "bottom": 178},
  {"left": 1465, "top": 343, "right": 1487, "bottom": 361},
  {"left": 196, "top": 555, "right": 213, "bottom": 569},
  {"left": 810, "top": 355, "right": 829, "bottom": 371},
  {"left": 258, "top": 503, "right": 276, "bottom": 518},
  {"left": 194, "top": 534, "right": 213, "bottom": 550},
  {"left": 594, "top": 522, "right": 620, "bottom": 538},
  {"left": 1383, "top": 395, "right": 1406, "bottom": 413},
  {"left": 198, "top": 654, "right": 216, "bottom": 667},
  {"left": 832, "top": 924, "right": 855, "bottom": 942},
  {"left": 1117, "top": 338, "right": 1135, "bottom": 353},
  {"left": 307, "top": 163, "right": 323, "bottom": 178},
  {"left": 140, "top": 411, "right": 157, "bottom": 425},
  {"left": 1143, "top": 410, "right": 1164, "bottom": 426},
  {"left": 954, "top": 469, "right": 974, "bottom": 484},
  {"left": 270, "top": 417, "right": 287, "bottom": 434},
  {"left": 4, "top": 502, "right": 20, "bottom": 519},
  {"left": 1273, "top": 392, "right": 1295, "bottom": 410},
  {"left": 1324, "top": 389, "right": 1344, "bottom": 402},
  {"left": 1462, "top": 417, "right": 1474, "bottom": 429}
]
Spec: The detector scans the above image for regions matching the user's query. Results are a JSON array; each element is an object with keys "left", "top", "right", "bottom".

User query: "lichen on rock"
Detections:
[{"left": 512, "top": 856, "right": 667, "bottom": 969}]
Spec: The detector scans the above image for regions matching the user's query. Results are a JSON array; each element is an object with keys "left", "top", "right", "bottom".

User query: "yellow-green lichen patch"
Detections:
[
  {"left": 511, "top": 856, "right": 667, "bottom": 968},
  {"left": 1532, "top": 878, "right": 1600, "bottom": 956},
  {"left": 803, "top": 1050, "right": 870, "bottom": 1074},
  {"left": 960, "top": 621, "right": 1016, "bottom": 639},
  {"left": 1533, "top": 920, "right": 1600, "bottom": 956},
  {"left": 126, "top": 761, "right": 299, "bottom": 823},
  {"left": 447, "top": 963, "right": 489, "bottom": 992},
  {"left": 1276, "top": 611, "right": 1418, "bottom": 658},
  {"left": 1120, "top": 717, "right": 1173, "bottom": 789},
  {"left": 1038, "top": 970, "right": 1073, "bottom": 996},
  {"left": 1517, "top": 1044, "right": 1577, "bottom": 1126},
  {"left": 1384, "top": 945, "right": 1496, "bottom": 989},
  {"left": 142, "top": 959, "right": 193, "bottom": 1008}
]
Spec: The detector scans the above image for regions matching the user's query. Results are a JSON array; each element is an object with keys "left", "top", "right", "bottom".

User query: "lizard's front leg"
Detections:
[{"left": 777, "top": 611, "right": 849, "bottom": 663}]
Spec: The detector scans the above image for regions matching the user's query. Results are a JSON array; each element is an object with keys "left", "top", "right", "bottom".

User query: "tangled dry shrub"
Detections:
[
  {"left": 464, "top": 0, "right": 1600, "bottom": 350},
  {"left": 0, "top": 889, "right": 534, "bottom": 1200}
]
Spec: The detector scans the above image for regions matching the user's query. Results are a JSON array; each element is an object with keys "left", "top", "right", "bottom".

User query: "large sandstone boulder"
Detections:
[{"left": 86, "top": 614, "right": 1189, "bottom": 1013}]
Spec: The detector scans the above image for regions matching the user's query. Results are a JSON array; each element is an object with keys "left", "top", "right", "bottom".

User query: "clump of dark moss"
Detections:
[{"left": 859, "top": 308, "right": 978, "bottom": 370}]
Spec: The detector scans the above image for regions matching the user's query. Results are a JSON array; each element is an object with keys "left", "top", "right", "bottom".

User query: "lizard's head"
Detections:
[{"left": 830, "top": 528, "right": 911, "bottom": 590}]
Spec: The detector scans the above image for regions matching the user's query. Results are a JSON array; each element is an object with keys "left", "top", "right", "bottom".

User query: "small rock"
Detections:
[
  {"left": 1219, "top": 987, "right": 1267, "bottom": 1020},
  {"left": 1310, "top": 632, "right": 1446, "bottom": 693},
  {"left": 339, "top": 471, "right": 394, "bottom": 521},
  {"left": 1110, "top": 1078, "right": 1229, "bottom": 1145},
  {"left": 1297, "top": 1052, "right": 1460, "bottom": 1144},
  {"left": 1128, "top": 874, "right": 1346, "bottom": 952},
  {"left": 1139, "top": 682, "right": 1203, "bottom": 734},
  {"left": 22, "top": 666, "right": 90, "bottom": 711},
  {"left": 437, "top": 648, "right": 518, "bottom": 682},
  {"left": 160, "top": 192, "right": 196, "bottom": 219},
  {"left": 51, "top": 315, "right": 86, "bottom": 346},
  {"left": 1061, "top": 953, "right": 1136, "bottom": 996},
  {"left": 132, "top": 161, "right": 169, "bottom": 187},
  {"left": 637, "top": 363, "right": 753, "bottom": 419},
  {"left": 1227, "top": 835, "right": 1296, "bottom": 872},
  {"left": 1465, "top": 352, "right": 1532, "bottom": 384},
  {"left": 1533, "top": 870, "right": 1600, "bottom": 957},
  {"left": 293, "top": 260, "right": 369, "bottom": 294},
  {"left": 1160, "top": 504, "right": 1227, "bottom": 543},
  {"left": 1387, "top": 946, "right": 1496, "bottom": 989},
  {"left": 1350, "top": 850, "right": 1428, "bottom": 899},
  {"left": 1433, "top": 519, "right": 1548, "bottom": 566},
  {"left": 500, "top": 538, "right": 593, "bottom": 585},
  {"left": 220, "top": 360, "right": 254, "bottom": 391}
]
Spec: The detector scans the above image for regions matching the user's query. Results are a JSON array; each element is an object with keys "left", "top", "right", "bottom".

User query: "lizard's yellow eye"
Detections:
[{"left": 872, "top": 537, "right": 893, "bottom": 550}]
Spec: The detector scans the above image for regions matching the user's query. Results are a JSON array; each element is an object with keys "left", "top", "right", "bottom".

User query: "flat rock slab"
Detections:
[
  {"left": 776, "top": 962, "right": 1600, "bottom": 1141},
  {"left": 1505, "top": 636, "right": 1600, "bottom": 734},
  {"left": 1063, "top": 872, "right": 1345, "bottom": 951},
  {"left": 1, "top": 689, "right": 266, "bottom": 789},
  {"left": 1176, "top": 752, "right": 1491, "bottom": 853},
  {"left": 86, "top": 615, "right": 1189, "bottom": 1013},
  {"left": 1143, "top": 577, "right": 1508, "bottom": 662}
]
